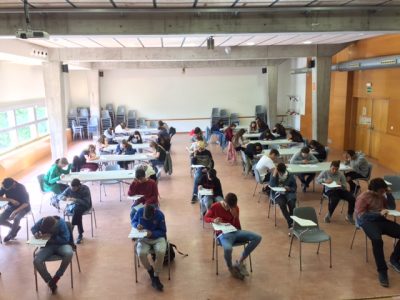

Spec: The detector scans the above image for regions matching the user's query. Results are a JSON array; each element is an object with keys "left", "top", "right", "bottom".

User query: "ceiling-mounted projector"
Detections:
[{"left": 16, "top": 29, "right": 49, "bottom": 39}]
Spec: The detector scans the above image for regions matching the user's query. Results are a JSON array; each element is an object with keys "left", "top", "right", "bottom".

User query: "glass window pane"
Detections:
[
  {"left": 0, "top": 131, "right": 12, "bottom": 153},
  {"left": 17, "top": 125, "right": 36, "bottom": 143},
  {"left": 0, "top": 111, "right": 15, "bottom": 130},
  {"left": 35, "top": 106, "right": 47, "bottom": 120},
  {"left": 37, "top": 120, "right": 49, "bottom": 136},
  {"left": 15, "top": 107, "right": 34, "bottom": 125}
]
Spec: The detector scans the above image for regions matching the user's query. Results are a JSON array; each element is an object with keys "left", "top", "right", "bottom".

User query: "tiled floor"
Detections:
[{"left": 1, "top": 134, "right": 400, "bottom": 300}]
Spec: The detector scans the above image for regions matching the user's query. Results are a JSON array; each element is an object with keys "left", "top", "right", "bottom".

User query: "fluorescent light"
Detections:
[
  {"left": 303, "top": 40, "right": 312, "bottom": 44},
  {"left": 245, "top": 42, "right": 255, "bottom": 46}
]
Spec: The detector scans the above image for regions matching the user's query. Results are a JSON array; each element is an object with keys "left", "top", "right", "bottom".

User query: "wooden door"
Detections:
[
  {"left": 370, "top": 99, "right": 389, "bottom": 159},
  {"left": 353, "top": 97, "right": 372, "bottom": 155}
]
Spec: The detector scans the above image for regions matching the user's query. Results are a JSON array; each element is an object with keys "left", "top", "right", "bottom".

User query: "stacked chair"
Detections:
[
  {"left": 101, "top": 109, "right": 112, "bottom": 131},
  {"left": 116, "top": 105, "right": 126, "bottom": 126},
  {"left": 211, "top": 107, "right": 220, "bottom": 127},
  {"left": 219, "top": 109, "right": 229, "bottom": 126},
  {"left": 230, "top": 113, "right": 239, "bottom": 125},
  {"left": 127, "top": 110, "right": 137, "bottom": 128},
  {"left": 255, "top": 105, "right": 267, "bottom": 124}
]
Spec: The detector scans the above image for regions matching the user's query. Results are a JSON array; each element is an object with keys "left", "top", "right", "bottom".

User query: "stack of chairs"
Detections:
[
  {"left": 230, "top": 113, "right": 239, "bottom": 125},
  {"left": 105, "top": 103, "right": 115, "bottom": 127},
  {"left": 67, "top": 108, "right": 78, "bottom": 129},
  {"left": 101, "top": 109, "right": 112, "bottom": 131},
  {"left": 127, "top": 110, "right": 137, "bottom": 128},
  {"left": 137, "top": 118, "right": 147, "bottom": 128},
  {"left": 220, "top": 109, "right": 229, "bottom": 126},
  {"left": 78, "top": 108, "right": 90, "bottom": 139},
  {"left": 211, "top": 107, "right": 220, "bottom": 127},
  {"left": 255, "top": 105, "right": 267, "bottom": 124},
  {"left": 116, "top": 105, "right": 126, "bottom": 126}
]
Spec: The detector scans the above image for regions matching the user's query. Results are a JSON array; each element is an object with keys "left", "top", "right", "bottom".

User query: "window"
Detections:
[{"left": 0, "top": 103, "right": 48, "bottom": 155}]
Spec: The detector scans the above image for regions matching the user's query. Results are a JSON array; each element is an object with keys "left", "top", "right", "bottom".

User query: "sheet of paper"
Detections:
[
  {"left": 388, "top": 210, "right": 400, "bottom": 217},
  {"left": 133, "top": 203, "right": 145, "bottom": 210},
  {"left": 385, "top": 180, "right": 393, "bottom": 186},
  {"left": 128, "top": 195, "right": 144, "bottom": 201},
  {"left": 199, "top": 189, "right": 213, "bottom": 196},
  {"left": 27, "top": 237, "right": 49, "bottom": 247},
  {"left": 0, "top": 200, "right": 8, "bottom": 208},
  {"left": 301, "top": 164, "right": 318, "bottom": 168},
  {"left": 128, "top": 228, "right": 148, "bottom": 239},
  {"left": 290, "top": 216, "right": 317, "bottom": 227},
  {"left": 212, "top": 223, "right": 237, "bottom": 234},
  {"left": 191, "top": 164, "right": 205, "bottom": 168},
  {"left": 322, "top": 181, "right": 342, "bottom": 188},
  {"left": 270, "top": 187, "right": 286, "bottom": 192}
]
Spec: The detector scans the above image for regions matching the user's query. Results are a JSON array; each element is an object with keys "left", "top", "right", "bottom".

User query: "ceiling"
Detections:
[
  {"left": 1, "top": 0, "right": 400, "bottom": 9},
  {"left": 23, "top": 32, "right": 387, "bottom": 49}
]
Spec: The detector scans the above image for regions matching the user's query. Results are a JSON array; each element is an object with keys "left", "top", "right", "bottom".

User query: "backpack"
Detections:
[{"left": 151, "top": 242, "right": 188, "bottom": 265}]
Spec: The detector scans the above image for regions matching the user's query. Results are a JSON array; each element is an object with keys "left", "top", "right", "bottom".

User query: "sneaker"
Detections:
[
  {"left": 147, "top": 267, "right": 155, "bottom": 279},
  {"left": 229, "top": 266, "right": 245, "bottom": 280},
  {"left": 345, "top": 215, "right": 355, "bottom": 225},
  {"left": 3, "top": 233, "right": 13, "bottom": 243},
  {"left": 151, "top": 276, "right": 164, "bottom": 291},
  {"left": 11, "top": 226, "right": 21, "bottom": 239},
  {"left": 76, "top": 234, "right": 83, "bottom": 244},
  {"left": 191, "top": 195, "right": 197, "bottom": 204},
  {"left": 378, "top": 271, "right": 389, "bottom": 287},
  {"left": 47, "top": 279, "right": 58, "bottom": 294},
  {"left": 235, "top": 261, "right": 250, "bottom": 277},
  {"left": 389, "top": 258, "right": 400, "bottom": 273},
  {"left": 324, "top": 213, "right": 331, "bottom": 223}
]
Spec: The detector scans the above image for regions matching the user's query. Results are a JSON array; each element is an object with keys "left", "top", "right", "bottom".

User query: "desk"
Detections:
[
  {"left": 127, "top": 128, "right": 159, "bottom": 135},
  {"left": 59, "top": 170, "right": 136, "bottom": 183},
  {"left": 91, "top": 154, "right": 154, "bottom": 164},
  {"left": 247, "top": 139, "right": 293, "bottom": 146},
  {"left": 243, "top": 133, "right": 261, "bottom": 139},
  {"left": 102, "top": 143, "right": 151, "bottom": 153},
  {"left": 286, "top": 162, "right": 351, "bottom": 174},
  {"left": 262, "top": 147, "right": 301, "bottom": 157},
  {"left": 114, "top": 134, "right": 158, "bottom": 143},
  {"left": 222, "top": 125, "right": 248, "bottom": 132}
]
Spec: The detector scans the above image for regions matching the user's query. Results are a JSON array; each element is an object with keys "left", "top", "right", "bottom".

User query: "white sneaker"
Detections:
[{"left": 235, "top": 261, "right": 250, "bottom": 276}]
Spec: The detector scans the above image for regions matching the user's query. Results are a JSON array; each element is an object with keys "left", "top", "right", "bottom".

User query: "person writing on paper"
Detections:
[
  {"left": 131, "top": 204, "right": 167, "bottom": 291},
  {"left": 149, "top": 141, "right": 167, "bottom": 168},
  {"left": 104, "top": 127, "right": 116, "bottom": 144},
  {"left": 198, "top": 169, "right": 224, "bottom": 215},
  {"left": 0, "top": 178, "right": 31, "bottom": 242},
  {"left": 290, "top": 147, "right": 319, "bottom": 193},
  {"left": 57, "top": 179, "right": 92, "bottom": 244},
  {"left": 128, "top": 169, "right": 159, "bottom": 219},
  {"left": 116, "top": 139, "right": 137, "bottom": 170},
  {"left": 204, "top": 193, "right": 262, "bottom": 280},
  {"left": 128, "top": 130, "right": 143, "bottom": 144},
  {"left": 317, "top": 160, "right": 355, "bottom": 224},
  {"left": 355, "top": 178, "right": 398, "bottom": 287},
  {"left": 44, "top": 157, "right": 72, "bottom": 196},
  {"left": 31, "top": 216, "right": 73, "bottom": 294},
  {"left": 191, "top": 141, "right": 214, "bottom": 204},
  {"left": 248, "top": 121, "right": 258, "bottom": 134},
  {"left": 269, "top": 163, "right": 297, "bottom": 229},
  {"left": 255, "top": 148, "right": 280, "bottom": 184},
  {"left": 344, "top": 150, "right": 370, "bottom": 195}
]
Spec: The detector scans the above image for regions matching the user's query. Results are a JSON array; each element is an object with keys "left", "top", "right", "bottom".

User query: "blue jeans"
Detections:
[
  {"left": 34, "top": 244, "right": 73, "bottom": 283},
  {"left": 200, "top": 195, "right": 223, "bottom": 214},
  {"left": 218, "top": 230, "right": 262, "bottom": 268},
  {"left": 212, "top": 131, "right": 226, "bottom": 149},
  {"left": 192, "top": 168, "right": 205, "bottom": 196},
  {"left": 0, "top": 205, "right": 31, "bottom": 236}
]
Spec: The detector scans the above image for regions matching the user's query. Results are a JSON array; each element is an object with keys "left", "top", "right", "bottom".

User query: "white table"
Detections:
[
  {"left": 247, "top": 139, "right": 294, "bottom": 146},
  {"left": 102, "top": 143, "right": 151, "bottom": 153},
  {"left": 222, "top": 125, "right": 248, "bottom": 132},
  {"left": 262, "top": 147, "right": 301, "bottom": 157},
  {"left": 114, "top": 134, "right": 158, "bottom": 143},
  {"left": 91, "top": 154, "right": 154, "bottom": 163},
  {"left": 286, "top": 162, "right": 351, "bottom": 174},
  {"left": 59, "top": 170, "right": 136, "bottom": 183},
  {"left": 243, "top": 133, "right": 261, "bottom": 139},
  {"left": 127, "top": 128, "right": 159, "bottom": 135}
]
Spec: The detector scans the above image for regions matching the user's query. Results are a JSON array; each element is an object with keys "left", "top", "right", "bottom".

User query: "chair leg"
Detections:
[
  {"left": 133, "top": 241, "right": 138, "bottom": 283},
  {"left": 93, "top": 208, "right": 97, "bottom": 228},
  {"left": 216, "top": 239, "right": 219, "bottom": 275},
  {"left": 288, "top": 235, "right": 294, "bottom": 257},
  {"left": 317, "top": 242, "right": 321, "bottom": 254},
  {"left": 329, "top": 238, "right": 332, "bottom": 268},
  {"left": 90, "top": 212, "right": 94, "bottom": 238},
  {"left": 299, "top": 240, "right": 302, "bottom": 271},
  {"left": 34, "top": 266, "right": 38, "bottom": 291},
  {"left": 319, "top": 197, "right": 323, "bottom": 215},
  {"left": 70, "top": 260, "right": 74, "bottom": 289},
  {"left": 274, "top": 203, "right": 277, "bottom": 227},
  {"left": 248, "top": 250, "right": 253, "bottom": 272},
  {"left": 267, "top": 201, "right": 271, "bottom": 218},
  {"left": 212, "top": 237, "right": 215, "bottom": 261},
  {"left": 75, "top": 251, "right": 81, "bottom": 272},
  {"left": 168, "top": 241, "right": 171, "bottom": 280},
  {"left": 350, "top": 227, "right": 358, "bottom": 249}
]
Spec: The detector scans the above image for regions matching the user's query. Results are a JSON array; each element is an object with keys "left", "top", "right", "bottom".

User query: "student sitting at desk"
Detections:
[
  {"left": 0, "top": 178, "right": 31, "bottom": 242},
  {"left": 78, "top": 144, "right": 99, "bottom": 172},
  {"left": 269, "top": 163, "right": 297, "bottom": 229},
  {"left": 31, "top": 216, "right": 73, "bottom": 294},
  {"left": 115, "top": 122, "right": 128, "bottom": 134},
  {"left": 191, "top": 141, "right": 214, "bottom": 204},
  {"left": 248, "top": 121, "right": 258, "bottom": 133},
  {"left": 198, "top": 169, "right": 224, "bottom": 215},
  {"left": 260, "top": 128, "right": 275, "bottom": 141},
  {"left": 244, "top": 142, "right": 263, "bottom": 164},
  {"left": 343, "top": 150, "right": 370, "bottom": 195},
  {"left": 355, "top": 178, "right": 398, "bottom": 288},
  {"left": 96, "top": 134, "right": 109, "bottom": 154},
  {"left": 191, "top": 127, "right": 206, "bottom": 143},
  {"left": 290, "top": 147, "right": 319, "bottom": 193},
  {"left": 232, "top": 129, "right": 246, "bottom": 152},
  {"left": 287, "top": 129, "right": 304, "bottom": 145},
  {"left": 149, "top": 141, "right": 167, "bottom": 168},
  {"left": 158, "top": 134, "right": 171, "bottom": 152},
  {"left": 255, "top": 148, "right": 280, "bottom": 183},
  {"left": 44, "top": 157, "right": 71, "bottom": 195},
  {"left": 272, "top": 123, "right": 287, "bottom": 139},
  {"left": 57, "top": 179, "right": 92, "bottom": 244},
  {"left": 133, "top": 163, "right": 158, "bottom": 181},
  {"left": 128, "top": 130, "right": 143, "bottom": 144},
  {"left": 204, "top": 193, "right": 262, "bottom": 280},
  {"left": 317, "top": 160, "right": 355, "bottom": 224},
  {"left": 224, "top": 123, "right": 237, "bottom": 143},
  {"left": 309, "top": 140, "right": 327, "bottom": 162},
  {"left": 103, "top": 127, "right": 116, "bottom": 144},
  {"left": 158, "top": 120, "right": 169, "bottom": 132},
  {"left": 256, "top": 117, "right": 268, "bottom": 133},
  {"left": 116, "top": 139, "right": 137, "bottom": 170},
  {"left": 131, "top": 204, "right": 167, "bottom": 291},
  {"left": 128, "top": 169, "right": 159, "bottom": 219}
]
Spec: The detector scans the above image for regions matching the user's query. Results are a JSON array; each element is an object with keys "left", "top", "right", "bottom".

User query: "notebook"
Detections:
[
  {"left": 290, "top": 216, "right": 317, "bottom": 227},
  {"left": 322, "top": 181, "right": 342, "bottom": 188},
  {"left": 270, "top": 187, "right": 286, "bottom": 192},
  {"left": 128, "top": 195, "right": 144, "bottom": 201},
  {"left": 27, "top": 237, "right": 49, "bottom": 247},
  {"left": 199, "top": 189, "right": 213, "bottom": 196},
  {"left": 388, "top": 210, "right": 400, "bottom": 217},
  {"left": 128, "top": 228, "right": 148, "bottom": 239},
  {"left": 212, "top": 223, "right": 237, "bottom": 234}
]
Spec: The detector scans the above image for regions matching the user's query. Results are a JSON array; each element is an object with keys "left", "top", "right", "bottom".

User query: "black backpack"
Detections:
[{"left": 151, "top": 242, "right": 188, "bottom": 265}]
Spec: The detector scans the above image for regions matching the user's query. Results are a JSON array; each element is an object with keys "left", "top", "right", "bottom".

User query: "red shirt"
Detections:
[
  {"left": 204, "top": 202, "right": 241, "bottom": 233},
  {"left": 225, "top": 127, "right": 234, "bottom": 142},
  {"left": 128, "top": 179, "right": 159, "bottom": 205}
]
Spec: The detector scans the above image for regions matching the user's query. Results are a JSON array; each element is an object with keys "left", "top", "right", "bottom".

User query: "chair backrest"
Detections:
[
  {"left": 293, "top": 207, "right": 319, "bottom": 232},
  {"left": 68, "top": 108, "right": 77, "bottom": 117},
  {"left": 71, "top": 119, "right": 78, "bottom": 129},
  {"left": 105, "top": 164, "right": 121, "bottom": 171},
  {"left": 365, "top": 164, "right": 373, "bottom": 181},
  {"left": 89, "top": 116, "right": 98, "bottom": 126},
  {"left": 220, "top": 109, "right": 228, "bottom": 117},
  {"left": 254, "top": 168, "right": 263, "bottom": 184},
  {"left": 101, "top": 110, "right": 110, "bottom": 119},
  {"left": 37, "top": 174, "right": 46, "bottom": 193},
  {"left": 384, "top": 175, "right": 400, "bottom": 192},
  {"left": 105, "top": 104, "right": 114, "bottom": 111},
  {"left": 150, "top": 120, "right": 158, "bottom": 128},
  {"left": 79, "top": 108, "right": 89, "bottom": 117},
  {"left": 211, "top": 108, "right": 219, "bottom": 116},
  {"left": 117, "top": 105, "right": 126, "bottom": 115},
  {"left": 128, "top": 110, "right": 137, "bottom": 118}
]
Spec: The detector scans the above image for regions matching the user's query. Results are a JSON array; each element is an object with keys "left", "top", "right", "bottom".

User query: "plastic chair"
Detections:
[
  {"left": 253, "top": 168, "right": 264, "bottom": 202},
  {"left": 87, "top": 117, "right": 99, "bottom": 139},
  {"left": 127, "top": 118, "right": 137, "bottom": 129},
  {"left": 128, "top": 110, "right": 137, "bottom": 119},
  {"left": 383, "top": 175, "right": 400, "bottom": 200},
  {"left": 212, "top": 231, "right": 253, "bottom": 275},
  {"left": 79, "top": 108, "right": 89, "bottom": 118},
  {"left": 211, "top": 108, "right": 220, "bottom": 117},
  {"left": 349, "top": 222, "right": 368, "bottom": 262},
  {"left": 78, "top": 117, "right": 89, "bottom": 139},
  {"left": 33, "top": 222, "right": 81, "bottom": 291},
  {"left": 150, "top": 121, "right": 158, "bottom": 128},
  {"left": 0, "top": 211, "right": 35, "bottom": 243},
  {"left": 64, "top": 207, "right": 97, "bottom": 238},
  {"left": 353, "top": 164, "right": 373, "bottom": 195},
  {"left": 267, "top": 192, "right": 278, "bottom": 227},
  {"left": 230, "top": 113, "right": 239, "bottom": 125},
  {"left": 288, "top": 207, "right": 332, "bottom": 271},
  {"left": 100, "top": 164, "right": 122, "bottom": 202},
  {"left": 239, "top": 150, "right": 252, "bottom": 176},
  {"left": 101, "top": 110, "right": 111, "bottom": 119},
  {"left": 137, "top": 118, "right": 146, "bottom": 128},
  {"left": 68, "top": 108, "right": 78, "bottom": 117},
  {"left": 37, "top": 174, "right": 55, "bottom": 214}
]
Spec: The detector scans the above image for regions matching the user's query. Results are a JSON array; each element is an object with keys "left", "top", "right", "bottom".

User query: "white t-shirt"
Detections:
[
  {"left": 255, "top": 155, "right": 275, "bottom": 178},
  {"left": 115, "top": 124, "right": 126, "bottom": 134}
]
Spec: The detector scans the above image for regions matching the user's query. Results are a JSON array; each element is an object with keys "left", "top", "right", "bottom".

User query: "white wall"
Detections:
[
  {"left": 69, "top": 70, "right": 90, "bottom": 108},
  {"left": 277, "top": 58, "right": 307, "bottom": 130},
  {"left": 90, "top": 67, "right": 267, "bottom": 132},
  {"left": 0, "top": 62, "right": 45, "bottom": 107}
]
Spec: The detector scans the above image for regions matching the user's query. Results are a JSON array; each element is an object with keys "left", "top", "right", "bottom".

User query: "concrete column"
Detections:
[
  {"left": 311, "top": 56, "right": 332, "bottom": 144},
  {"left": 86, "top": 70, "right": 101, "bottom": 119},
  {"left": 267, "top": 65, "right": 278, "bottom": 128},
  {"left": 63, "top": 68, "right": 71, "bottom": 115},
  {"left": 43, "top": 61, "right": 67, "bottom": 161}
]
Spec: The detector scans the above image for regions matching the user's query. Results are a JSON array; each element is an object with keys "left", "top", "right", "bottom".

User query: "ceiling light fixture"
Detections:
[
  {"left": 246, "top": 42, "right": 255, "bottom": 46},
  {"left": 303, "top": 40, "right": 312, "bottom": 44}
]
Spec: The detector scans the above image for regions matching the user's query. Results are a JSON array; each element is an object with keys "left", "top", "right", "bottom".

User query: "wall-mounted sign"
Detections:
[{"left": 359, "top": 116, "right": 372, "bottom": 125}]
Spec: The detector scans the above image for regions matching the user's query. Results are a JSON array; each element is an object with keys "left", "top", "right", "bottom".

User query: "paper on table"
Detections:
[
  {"left": 388, "top": 210, "right": 400, "bottom": 217},
  {"left": 128, "top": 195, "right": 144, "bottom": 201},
  {"left": 199, "top": 189, "right": 213, "bottom": 196},
  {"left": 27, "top": 237, "right": 49, "bottom": 247},
  {"left": 212, "top": 223, "right": 237, "bottom": 234},
  {"left": 322, "top": 181, "right": 342, "bottom": 188},
  {"left": 270, "top": 187, "right": 286, "bottom": 192},
  {"left": 385, "top": 180, "right": 393, "bottom": 186},
  {"left": 290, "top": 216, "right": 317, "bottom": 227},
  {"left": 301, "top": 164, "right": 318, "bottom": 168},
  {"left": 128, "top": 228, "right": 148, "bottom": 239}
]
